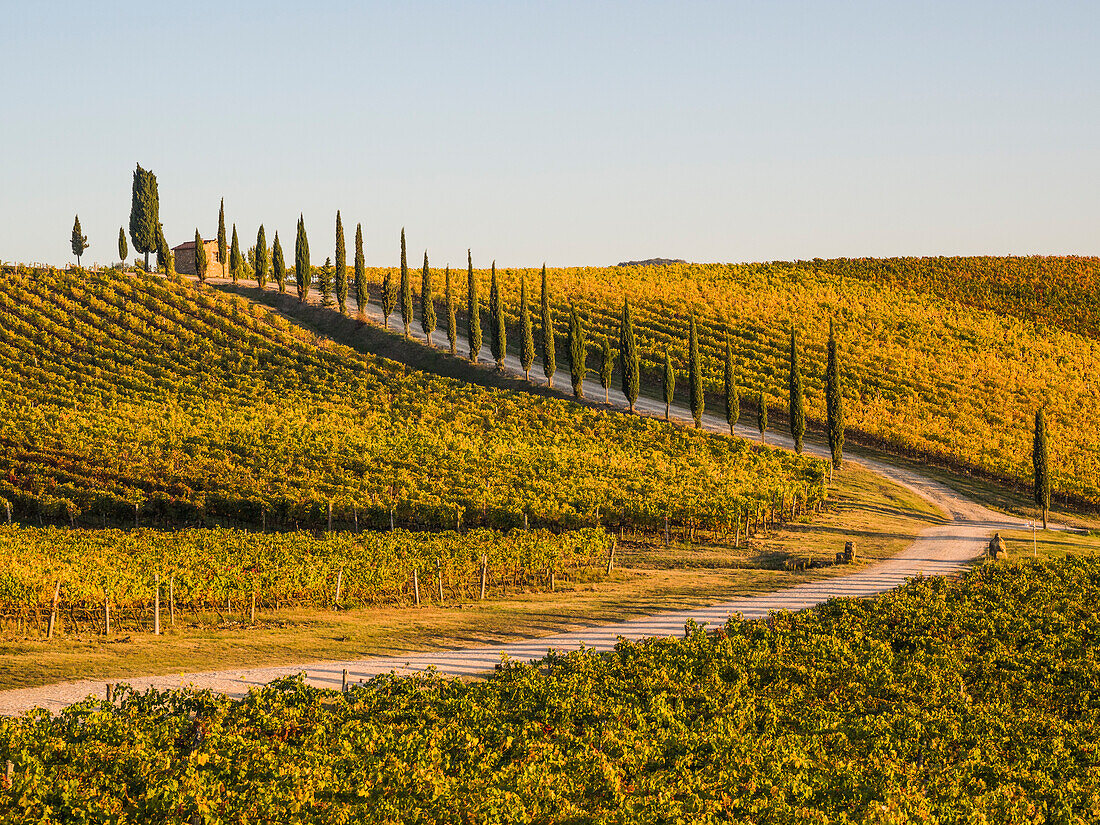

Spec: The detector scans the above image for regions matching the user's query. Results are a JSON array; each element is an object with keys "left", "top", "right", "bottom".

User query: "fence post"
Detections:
[
  {"left": 103, "top": 591, "right": 110, "bottom": 635},
  {"left": 327, "top": 500, "right": 333, "bottom": 533},
  {"left": 341, "top": 669, "right": 348, "bottom": 693},
  {"left": 46, "top": 580, "right": 61, "bottom": 640},
  {"left": 413, "top": 568, "right": 420, "bottom": 606},
  {"left": 479, "top": 555, "right": 487, "bottom": 601},
  {"left": 436, "top": 564, "right": 443, "bottom": 604},
  {"left": 550, "top": 569, "right": 555, "bottom": 592},
  {"left": 664, "top": 516, "right": 669, "bottom": 547},
  {"left": 606, "top": 538, "right": 615, "bottom": 575},
  {"left": 153, "top": 572, "right": 160, "bottom": 635},
  {"left": 169, "top": 575, "right": 175, "bottom": 627},
  {"left": 250, "top": 589, "right": 256, "bottom": 624},
  {"left": 333, "top": 568, "right": 344, "bottom": 609},
  {"left": 5, "top": 500, "right": 10, "bottom": 525}
]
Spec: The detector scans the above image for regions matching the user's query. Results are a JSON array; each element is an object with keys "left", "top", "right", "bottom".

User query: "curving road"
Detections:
[{"left": 0, "top": 280, "right": 1031, "bottom": 715}]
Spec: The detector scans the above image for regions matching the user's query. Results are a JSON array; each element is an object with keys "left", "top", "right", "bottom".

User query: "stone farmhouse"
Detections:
[{"left": 171, "top": 238, "right": 225, "bottom": 278}]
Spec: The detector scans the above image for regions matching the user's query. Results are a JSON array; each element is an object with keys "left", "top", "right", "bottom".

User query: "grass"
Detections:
[
  {"left": 996, "top": 525, "right": 1100, "bottom": 562},
  {"left": 0, "top": 464, "right": 941, "bottom": 691}
]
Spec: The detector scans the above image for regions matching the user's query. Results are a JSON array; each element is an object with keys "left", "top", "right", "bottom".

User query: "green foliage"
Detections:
[
  {"left": 271, "top": 232, "right": 286, "bottom": 293},
  {"left": 567, "top": 304, "right": 585, "bottom": 398},
  {"left": 6, "top": 557, "right": 1099, "bottom": 822},
  {"left": 444, "top": 266, "right": 457, "bottom": 355},
  {"left": 70, "top": 215, "right": 88, "bottom": 266},
  {"left": 1034, "top": 409, "right": 1051, "bottom": 526},
  {"left": 129, "top": 163, "right": 159, "bottom": 271},
  {"left": 757, "top": 390, "right": 768, "bottom": 442},
  {"left": 490, "top": 262, "right": 506, "bottom": 367},
  {"left": 825, "top": 319, "right": 844, "bottom": 469},
  {"left": 381, "top": 263, "right": 396, "bottom": 328},
  {"left": 519, "top": 274, "right": 534, "bottom": 379},
  {"left": 599, "top": 337, "right": 614, "bottom": 403},
  {"left": 319, "top": 257, "right": 334, "bottom": 306},
  {"left": 688, "top": 314, "right": 703, "bottom": 428},
  {"left": 540, "top": 264, "right": 555, "bottom": 387},
  {"left": 724, "top": 331, "right": 739, "bottom": 435},
  {"left": 117, "top": 226, "right": 127, "bottom": 264},
  {"left": 789, "top": 328, "right": 805, "bottom": 453},
  {"left": 333, "top": 212, "right": 347, "bottom": 313},
  {"left": 399, "top": 228, "right": 412, "bottom": 338},
  {"left": 156, "top": 227, "right": 173, "bottom": 278},
  {"left": 229, "top": 224, "right": 242, "bottom": 285},
  {"left": 295, "top": 215, "right": 309, "bottom": 302},
  {"left": 353, "top": 223, "right": 367, "bottom": 315},
  {"left": 467, "top": 250, "right": 482, "bottom": 363},
  {"left": 254, "top": 225, "right": 268, "bottom": 289},
  {"left": 663, "top": 349, "right": 675, "bottom": 419},
  {"left": 216, "top": 198, "right": 227, "bottom": 280},
  {"left": 619, "top": 298, "right": 639, "bottom": 413},
  {"left": 420, "top": 252, "right": 436, "bottom": 343},
  {"left": 194, "top": 229, "right": 208, "bottom": 283}
]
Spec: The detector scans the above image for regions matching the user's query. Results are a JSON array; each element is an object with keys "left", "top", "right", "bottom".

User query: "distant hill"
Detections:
[{"left": 615, "top": 258, "right": 686, "bottom": 267}]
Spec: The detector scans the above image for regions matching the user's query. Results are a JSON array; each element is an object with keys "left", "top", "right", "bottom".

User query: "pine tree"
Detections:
[
  {"left": 194, "top": 229, "right": 209, "bottom": 282},
  {"left": 71, "top": 215, "right": 88, "bottom": 267},
  {"left": 354, "top": 223, "right": 367, "bottom": 316},
  {"left": 229, "top": 224, "right": 242, "bottom": 284},
  {"left": 724, "top": 331, "right": 739, "bottom": 435},
  {"left": 1033, "top": 409, "right": 1051, "bottom": 529},
  {"left": 118, "top": 227, "right": 128, "bottom": 265},
  {"left": 335, "top": 211, "right": 347, "bottom": 314},
  {"left": 689, "top": 315, "right": 703, "bottom": 428},
  {"left": 599, "top": 337, "right": 614, "bottom": 403},
  {"left": 319, "top": 257, "right": 334, "bottom": 305},
  {"left": 295, "top": 215, "right": 310, "bottom": 302},
  {"left": 757, "top": 391, "right": 768, "bottom": 444},
  {"left": 825, "top": 319, "right": 845, "bottom": 469},
  {"left": 444, "top": 266, "right": 458, "bottom": 354},
  {"left": 255, "top": 225, "right": 268, "bottom": 289},
  {"left": 272, "top": 232, "right": 286, "bottom": 293},
  {"left": 568, "top": 304, "right": 586, "bottom": 398},
  {"left": 420, "top": 251, "right": 436, "bottom": 344},
  {"left": 490, "top": 262, "right": 506, "bottom": 368},
  {"left": 540, "top": 264, "right": 556, "bottom": 388},
  {"left": 519, "top": 274, "right": 534, "bottom": 380},
  {"left": 619, "top": 298, "right": 639, "bottom": 413},
  {"left": 467, "top": 250, "right": 482, "bottom": 362},
  {"left": 788, "top": 327, "right": 805, "bottom": 453},
  {"left": 399, "top": 228, "right": 412, "bottom": 338},
  {"left": 217, "top": 198, "right": 227, "bottom": 280},
  {"left": 663, "top": 349, "right": 675, "bottom": 420},
  {"left": 129, "top": 163, "right": 159, "bottom": 272}
]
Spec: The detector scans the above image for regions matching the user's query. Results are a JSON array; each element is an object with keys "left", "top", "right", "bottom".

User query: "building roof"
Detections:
[{"left": 171, "top": 239, "right": 216, "bottom": 252}]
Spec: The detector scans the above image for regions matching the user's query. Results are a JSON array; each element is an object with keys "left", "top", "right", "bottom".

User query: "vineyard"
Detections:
[
  {"left": 360, "top": 257, "right": 1100, "bottom": 506},
  {"left": 0, "top": 525, "right": 610, "bottom": 634},
  {"left": 3, "top": 555, "right": 1097, "bottom": 822},
  {"left": 0, "top": 266, "right": 824, "bottom": 532}
]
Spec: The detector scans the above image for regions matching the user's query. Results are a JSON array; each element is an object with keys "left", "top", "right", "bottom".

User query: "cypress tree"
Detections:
[
  {"left": 788, "top": 328, "right": 806, "bottom": 453},
  {"left": 295, "top": 215, "right": 310, "bottom": 302},
  {"left": 155, "top": 224, "right": 169, "bottom": 273},
  {"left": 1033, "top": 409, "right": 1051, "bottom": 529},
  {"left": 229, "top": 224, "right": 242, "bottom": 284},
  {"left": 619, "top": 298, "right": 639, "bottom": 413},
  {"left": 444, "top": 266, "right": 458, "bottom": 355},
  {"left": 540, "top": 264, "right": 556, "bottom": 388},
  {"left": 381, "top": 266, "right": 396, "bottom": 327},
  {"left": 599, "top": 337, "right": 614, "bottom": 403},
  {"left": 71, "top": 215, "right": 88, "bottom": 267},
  {"left": 467, "top": 250, "right": 482, "bottom": 362},
  {"left": 663, "top": 349, "right": 675, "bottom": 420},
  {"left": 724, "top": 331, "right": 739, "bottom": 435},
  {"left": 335, "top": 211, "right": 347, "bottom": 314},
  {"left": 757, "top": 391, "right": 768, "bottom": 444},
  {"left": 118, "top": 227, "right": 128, "bottom": 265},
  {"left": 354, "top": 223, "right": 367, "bottom": 316},
  {"left": 129, "top": 163, "right": 159, "bottom": 272},
  {"left": 490, "top": 262, "right": 506, "bottom": 368},
  {"left": 399, "top": 228, "right": 412, "bottom": 338},
  {"left": 272, "top": 232, "right": 286, "bottom": 293},
  {"left": 421, "top": 251, "right": 436, "bottom": 344},
  {"left": 216, "top": 198, "right": 227, "bottom": 280},
  {"left": 568, "top": 304, "right": 585, "bottom": 398},
  {"left": 825, "top": 319, "right": 845, "bottom": 469},
  {"left": 689, "top": 315, "right": 703, "bottom": 428},
  {"left": 194, "top": 229, "right": 209, "bottom": 282},
  {"left": 255, "top": 225, "right": 268, "bottom": 289},
  {"left": 519, "top": 274, "right": 535, "bottom": 380},
  {"left": 319, "top": 257, "right": 334, "bottom": 305}
]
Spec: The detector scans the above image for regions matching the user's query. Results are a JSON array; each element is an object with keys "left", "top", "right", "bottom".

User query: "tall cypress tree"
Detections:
[
  {"left": 445, "top": 266, "right": 457, "bottom": 355},
  {"left": 1033, "top": 409, "right": 1051, "bottom": 529},
  {"left": 295, "top": 215, "right": 310, "bottom": 302},
  {"left": 155, "top": 224, "right": 169, "bottom": 273},
  {"left": 71, "top": 215, "right": 88, "bottom": 267},
  {"left": 399, "top": 228, "right": 412, "bottom": 338},
  {"left": 381, "top": 266, "right": 396, "bottom": 327},
  {"left": 335, "top": 211, "right": 347, "bottom": 314},
  {"left": 619, "top": 298, "right": 639, "bottom": 413},
  {"left": 540, "top": 264, "right": 556, "bottom": 388},
  {"left": 467, "top": 249, "right": 482, "bottom": 362},
  {"left": 689, "top": 315, "right": 703, "bottom": 428},
  {"left": 129, "top": 163, "right": 159, "bottom": 272},
  {"left": 255, "top": 225, "right": 268, "bottom": 289},
  {"left": 757, "top": 391, "right": 768, "bottom": 444},
  {"left": 272, "top": 232, "right": 286, "bottom": 293},
  {"left": 319, "top": 257, "right": 334, "bottom": 305},
  {"left": 663, "top": 349, "right": 675, "bottom": 420},
  {"left": 788, "top": 327, "right": 806, "bottom": 453},
  {"left": 216, "top": 198, "right": 227, "bottom": 280},
  {"left": 420, "top": 251, "right": 436, "bottom": 344},
  {"left": 568, "top": 304, "right": 586, "bottom": 398},
  {"left": 519, "top": 273, "right": 534, "bottom": 380},
  {"left": 118, "top": 227, "right": 128, "bottom": 265},
  {"left": 724, "top": 331, "right": 739, "bottom": 435},
  {"left": 194, "top": 229, "right": 209, "bottom": 282},
  {"left": 825, "top": 319, "right": 845, "bottom": 469},
  {"left": 600, "top": 337, "right": 614, "bottom": 403},
  {"left": 354, "top": 223, "right": 367, "bottom": 316},
  {"left": 229, "top": 224, "right": 242, "bottom": 285},
  {"left": 490, "top": 262, "right": 506, "bottom": 368}
]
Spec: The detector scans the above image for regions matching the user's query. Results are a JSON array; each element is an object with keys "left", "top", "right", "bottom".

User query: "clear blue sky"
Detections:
[{"left": 2, "top": 0, "right": 1096, "bottom": 268}]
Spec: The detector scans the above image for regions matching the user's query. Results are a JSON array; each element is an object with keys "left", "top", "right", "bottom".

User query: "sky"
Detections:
[{"left": 1, "top": 0, "right": 1097, "bottom": 268}]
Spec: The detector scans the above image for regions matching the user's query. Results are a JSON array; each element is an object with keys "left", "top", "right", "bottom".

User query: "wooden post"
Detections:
[
  {"left": 523, "top": 512, "right": 528, "bottom": 530},
  {"left": 169, "top": 575, "right": 175, "bottom": 627},
  {"left": 606, "top": 538, "right": 615, "bottom": 575},
  {"left": 327, "top": 500, "right": 333, "bottom": 533},
  {"left": 46, "top": 579, "right": 61, "bottom": 640},
  {"left": 5, "top": 500, "right": 10, "bottom": 525},
  {"left": 734, "top": 512, "right": 741, "bottom": 549},
  {"left": 664, "top": 516, "right": 669, "bottom": 547},
  {"left": 390, "top": 508, "right": 395, "bottom": 531},
  {"left": 436, "top": 564, "right": 443, "bottom": 604},
  {"left": 550, "top": 569, "right": 556, "bottom": 592},
  {"left": 479, "top": 555, "right": 487, "bottom": 601},
  {"left": 134, "top": 502, "right": 139, "bottom": 528},
  {"left": 106, "top": 683, "right": 114, "bottom": 703},
  {"left": 4, "top": 760, "right": 11, "bottom": 788},
  {"left": 413, "top": 568, "right": 420, "bottom": 606},
  {"left": 354, "top": 507, "right": 358, "bottom": 532},
  {"left": 104, "top": 592, "right": 110, "bottom": 635},
  {"left": 250, "top": 589, "right": 256, "bottom": 624},
  {"left": 333, "top": 568, "right": 343, "bottom": 609},
  {"left": 341, "top": 669, "right": 348, "bottom": 693},
  {"left": 153, "top": 572, "right": 160, "bottom": 635}
]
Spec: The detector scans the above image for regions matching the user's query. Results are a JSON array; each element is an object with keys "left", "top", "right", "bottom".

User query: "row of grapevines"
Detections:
[{"left": 3, "top": 555, "right": 1097, "bottom": 821}]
